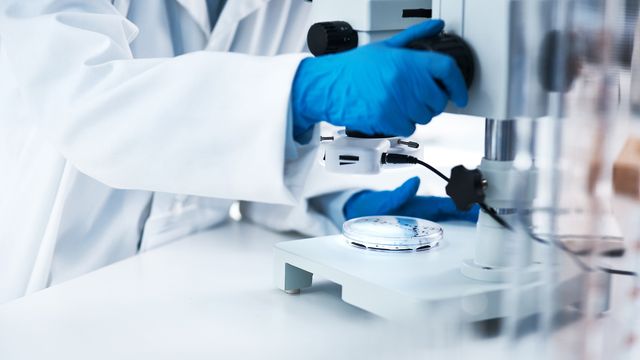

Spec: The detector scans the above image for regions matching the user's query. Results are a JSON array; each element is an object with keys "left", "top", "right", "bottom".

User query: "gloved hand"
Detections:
[
  {"left": 292, "top": 19, "right": 468, "bottom": 141},
  {"left": 343, "top": 177, "right": 479, "bottom": 223}
]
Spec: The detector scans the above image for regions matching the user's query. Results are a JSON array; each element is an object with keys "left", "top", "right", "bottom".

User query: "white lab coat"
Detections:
[{"left": 0, "top": 0, "right": 360, "bottom": 303}]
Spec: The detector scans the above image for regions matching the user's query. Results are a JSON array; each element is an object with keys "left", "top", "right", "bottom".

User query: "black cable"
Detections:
[
  {"left": 599, "top": 267, "right": 638, "bottom": 276},
  {"left": 528, "top": 230, "right": 595, "bottom": 272},
  {"left": 382, "top": 152, "right": 638, "bottom": 277},
  {"left": 382, "top": 153, "right": 451, "bottom": 182},
  {"left": 523, "top": 211, "right": 637, "bottom": 276},
  {"left": 477, "top": 202, "right": 513, "bottom": 230},
  {"left": 415, "top": 159, "right": 450, "bottom": 183}
]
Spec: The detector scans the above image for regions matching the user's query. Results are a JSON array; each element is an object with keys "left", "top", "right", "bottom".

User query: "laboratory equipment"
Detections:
[
  {"left": 321, "top": 130, "right": 423, "bottom": 174},
  {"left": 275, "top": 0, "right": 613, "bottom": 321}
]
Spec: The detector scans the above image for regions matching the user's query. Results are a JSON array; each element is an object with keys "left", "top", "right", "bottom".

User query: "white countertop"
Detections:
[
  {"left": 0, "top": 219, "right": 637, "bottom": 359},
  {"left": 0, "top": 220, "right": 467, "bottom": 360}
]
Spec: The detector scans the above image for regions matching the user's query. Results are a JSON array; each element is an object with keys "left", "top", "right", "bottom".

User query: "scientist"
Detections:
[{"left": 0, "top": 0, "right": 477, "bottom": 303}]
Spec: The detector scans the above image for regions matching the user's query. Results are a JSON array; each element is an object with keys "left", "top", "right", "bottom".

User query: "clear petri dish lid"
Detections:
[{"left": 342, "top": 216, "right": 442, "bottom": 252}]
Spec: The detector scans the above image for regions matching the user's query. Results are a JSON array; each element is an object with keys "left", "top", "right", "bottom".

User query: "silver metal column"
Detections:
[{"left": 484, "top": 118, "right": 517, "bottom": 161}]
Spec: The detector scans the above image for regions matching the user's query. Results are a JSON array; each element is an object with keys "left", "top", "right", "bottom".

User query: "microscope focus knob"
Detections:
[
  {"left": 446, "top": 165, "right": 486, "bottom": 211},
  {"left": 407, "top": 33, "right": 475, "bottom": 88},
  {"left": 307, "top": 21, "right": 358, "bottom": 56}
]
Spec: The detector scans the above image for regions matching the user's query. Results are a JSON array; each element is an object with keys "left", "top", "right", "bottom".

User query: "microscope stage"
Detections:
[{"left": 274, "top": 223, "right": 597, "bottom": 322}]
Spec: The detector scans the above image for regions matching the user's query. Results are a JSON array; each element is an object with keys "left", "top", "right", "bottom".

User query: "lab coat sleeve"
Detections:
[
  {"left": 309, "top": 190, "right": 360, "bottom": 229},
  {"left": 239, "top": 189, "right": 358, "bottom": 237},
  {"left": 0, "top": 1, "right": 314, "bottom": 205},
  {"left": 241, "top": 119, "right": 359, "bottom": 237}
]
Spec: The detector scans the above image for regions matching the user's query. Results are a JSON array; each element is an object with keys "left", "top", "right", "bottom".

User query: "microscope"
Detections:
[{"left": 274, "top": 0, "right": 609, "bottom": 321}]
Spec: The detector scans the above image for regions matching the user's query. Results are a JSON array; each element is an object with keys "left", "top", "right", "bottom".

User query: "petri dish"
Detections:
[{"left": 342, "top": 216, "right": 443, "bottom": 252}]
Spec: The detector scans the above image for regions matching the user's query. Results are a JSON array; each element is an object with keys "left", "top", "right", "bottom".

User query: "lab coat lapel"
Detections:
[
  {"left": 112, "top": 0, "right": 131, "bottom": 15},
  {"left": 175, "top": 0, "right": 211, "bottom": 35},
  {"left": 113, "top": 0, "right": 272, "bottom": 51},
  {"left": 114, "top": 0, "right": 210, "bottom": 35},
  {"left": 206, "top": 0, "right": 271, "bottom": 51}
]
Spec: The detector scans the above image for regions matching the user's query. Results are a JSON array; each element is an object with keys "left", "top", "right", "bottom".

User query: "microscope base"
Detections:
[{"left": 274, "top": 223, "right": 609, "bottom": 322}]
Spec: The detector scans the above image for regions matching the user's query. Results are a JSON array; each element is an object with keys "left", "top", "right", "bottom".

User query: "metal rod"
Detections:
[{"left": 484, "top": 118, "right": 517, "bottom": 161}]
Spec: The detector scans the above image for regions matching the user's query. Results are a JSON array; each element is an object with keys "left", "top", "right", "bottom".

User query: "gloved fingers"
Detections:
[
  {"left": 393, "top": 66, "right": 441, "bottom": 125},
  {"left": 396, "top": 196, "right": 480, "bottom": 222},
  {"left": 425, "top": 53, "right": 469, "bottom": 107},
  {"left": 386, "top": 119, "right": 417, "bottom": 137},
  {"left": 378, "top": 98, "right": 424, "bottom": 134},
  {"left": 403, "top": 95, "right": 435, "bottom": 125},
  {"left": 343, "top": 190, "right": 373, "bottom": 220},
  {"left": 385, "top": 176, "right": 422, "bottom": 210},
  {"left": 385, "top": 20, "right": 445, "bottom": 48},
  {"left": 414, "top": 71, "right": 449, "bottom": 116},
  {"left": 343, "top": 177, "right": 421, "bottom": 220},
  {"left": 412, "top": 108, "right": 435, "bottom": 125}
]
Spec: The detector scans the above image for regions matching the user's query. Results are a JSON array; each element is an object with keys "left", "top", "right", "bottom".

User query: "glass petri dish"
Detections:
[{"left": 342, "top": 216, "right": 443, "bottom": 252}]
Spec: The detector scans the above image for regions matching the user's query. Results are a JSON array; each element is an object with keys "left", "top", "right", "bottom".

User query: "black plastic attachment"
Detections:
[
  {"left": 307, "top": 21, "right": 358, "bottom": 56},
  {"left": 344, "top": 129, "right": 395, "bottom": 139},
  {"left": 445, "top": 165, "right": 486, "bottom": 211},
  {"left": 408, "top": 33, "right": 475, "bottom": 88},
  {"left": 402, "top": 9, "right": 432, "bottom": 18}
]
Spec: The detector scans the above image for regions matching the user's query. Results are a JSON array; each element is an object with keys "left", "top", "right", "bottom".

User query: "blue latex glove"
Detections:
[
  {"left": 343, "top": 177, "right": 479, "bottom": 223},
  {"left": 292, "top": 19, "right": 468, "bottom": 141}
]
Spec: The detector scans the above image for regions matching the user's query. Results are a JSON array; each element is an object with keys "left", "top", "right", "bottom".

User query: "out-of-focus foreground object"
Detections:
[
  {"left": 614, "top": 137, "right": 640, "bottom": 198},
  {"left": 276, "top": 0, "right": 640, "bottom": 358}
]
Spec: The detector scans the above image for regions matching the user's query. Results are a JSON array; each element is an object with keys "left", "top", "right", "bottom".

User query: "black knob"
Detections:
[
  {"left": 407, "top": 33, "right": 475, "bottom": 88},
  {"left": 307, "top": 21, "right": 358, "bottom": 56},
  {"left": 445, "top": 165, "right": 486, "bottom": 211}
]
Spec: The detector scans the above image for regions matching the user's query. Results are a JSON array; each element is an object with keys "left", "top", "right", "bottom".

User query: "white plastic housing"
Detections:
[
  {"left": 309, "top": 0, "right": 548, "bottom": 120},
  {"left": 432, "top": 0, "right": 545, "bottom": 119},
  {"left": 460, "top": 158, "right": 539, "bottom": 282},
  {"left": 322, "top": 134, "right": 423, "bottom": 175},
  {"left": 309, "top": 0, "right": 431, "bottom": 32},
  {"left": 323, "top": 137, "right": 390, "bottom": 174}
]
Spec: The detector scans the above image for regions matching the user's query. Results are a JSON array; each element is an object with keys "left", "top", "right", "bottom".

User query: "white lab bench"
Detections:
[
  {"left": 0, "top": 219, "right": 636, "bottom": 360},
  {"left": 0, "top": 220, "right": 477, "bottom": 360},
  {"left": 0, "top": 221, "right": 374, "bottom": 359}
]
